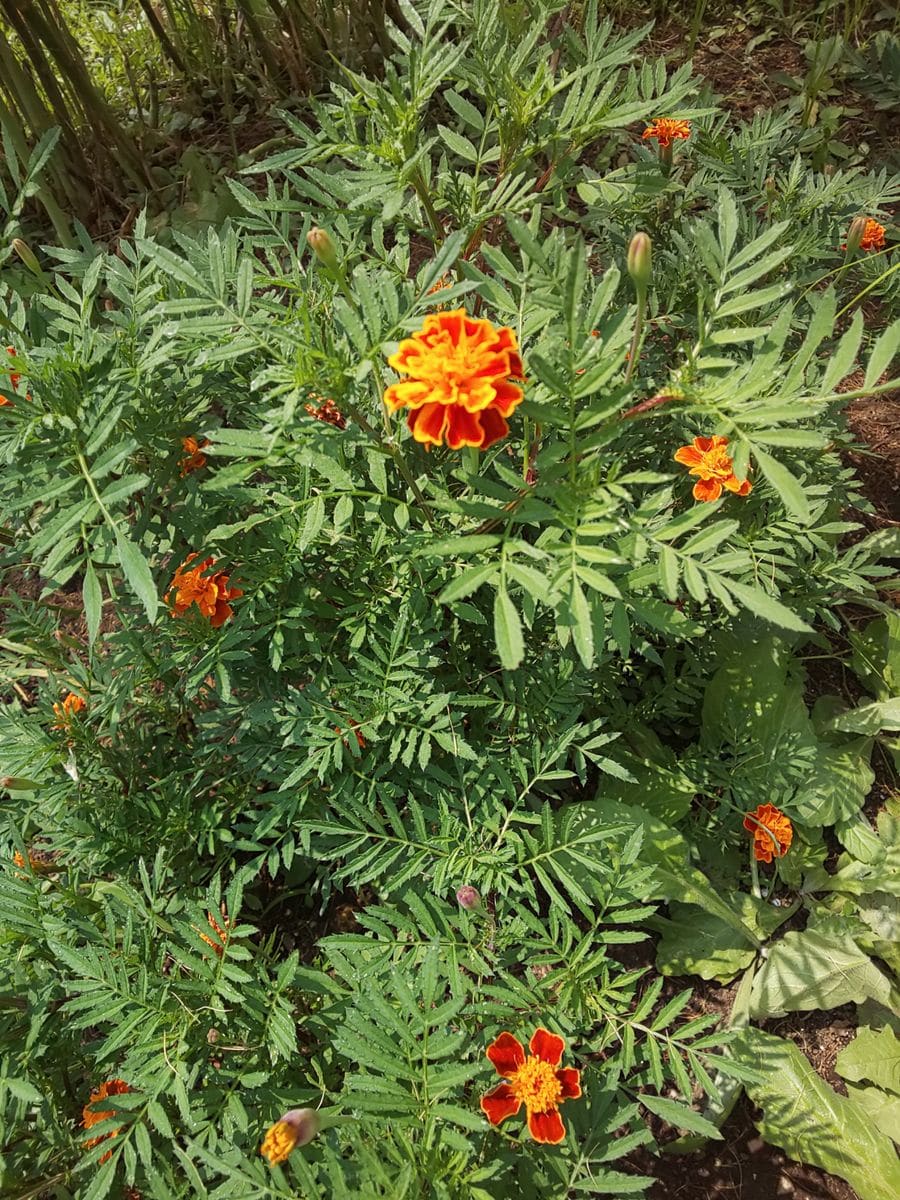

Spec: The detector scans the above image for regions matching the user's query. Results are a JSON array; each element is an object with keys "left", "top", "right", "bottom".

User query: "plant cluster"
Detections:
[{"left": 0, "top": 2, "right": 898, "bottom": 1198}]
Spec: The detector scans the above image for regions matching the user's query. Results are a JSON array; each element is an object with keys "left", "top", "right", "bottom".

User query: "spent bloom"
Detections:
[
  {"left": 305, "top": 395, "right": 346, "bottom": 429},
  {"left": 166, "top": 554, "right": 242, "bottom": 627},
  {"left": 744, "top": 804, "right": 793, "bottom": 864},
  {"left": 197, "top": 909, "right": 231, "bottom": 958},
  {"left": 179, "top": 436, "right": 210, "bottom": 477},
  {"left": 674, "top": 435, "right": 752, "bottom": 503},
  {"left": 260, "top": 1108, "right": 320, "bottom": 1165},
  {"left": 385, "top": 309, "right": 524, "bottom": 450},
  {"left": 83, "top": 1079, "right": 131, "bottom": 1163},
  {"left": 642, "top": 118, "right": 691, "bottom": 149},
  {"left": 481, "top": 1028, "right": 581, "bottom": 1144},
  {"left": 52, "top": 692, "right": 86, "bottom": 728}
]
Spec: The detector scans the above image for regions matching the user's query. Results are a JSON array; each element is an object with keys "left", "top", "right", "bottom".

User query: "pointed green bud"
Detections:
[
  {"left": 844, "top": 215, "right": 868, "bottom": 258},
  {"left": 11, "top": 238, "right": 41, "bottom": 275},
  {"left": 627, "top": 232, "right": 652, "bottom": 291},
  {"left": 307, "top": 227, "right": 339, "bottom": 271}
]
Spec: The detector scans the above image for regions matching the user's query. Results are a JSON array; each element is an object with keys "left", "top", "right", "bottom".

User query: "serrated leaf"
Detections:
[
  {"left": 83, "top": 559, "right": 102, "bottom": 647},
  {"left": 115, "top": 532, "right": 157, "bottom": 623},
  {"left": 641, "top": 1093, "right": 723, "bottom": 1140},
  {"left": 751, "top": 444, "right": 810, "bottom": 523},
  {"left": 723, "top": 578, "right": 812, "bottom": 633},
  {"left": 493, "top": 587, "right": 524, "bottom": 670}
]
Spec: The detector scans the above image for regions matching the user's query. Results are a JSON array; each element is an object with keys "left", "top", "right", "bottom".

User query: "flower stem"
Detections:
[{"left": 624, "top": 292, "right": 647, "bottom": 384}]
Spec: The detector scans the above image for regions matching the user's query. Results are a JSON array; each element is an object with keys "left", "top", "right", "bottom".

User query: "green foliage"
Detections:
[{"left": 1, "top": 2, "right": 898, "bottom": 1197}]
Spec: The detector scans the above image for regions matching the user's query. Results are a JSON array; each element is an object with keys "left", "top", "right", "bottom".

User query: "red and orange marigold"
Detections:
[
  {"left": 856, "top": 218, "right": 886, "bottom": 252},
  {"left": 674, "top": 435, "right": 752, "bottom": 503},
  {"left": 744, "top": 804, "right": 793, "bottom": 864},
  {"left": 179, "top": 435, "right": 210, "bottom": 477},
  {"left": 83, "top": 1079, "right": 131, "bottom": 1163},
  {"left": 384, "top": 309, "right": 524, "bottom": 451},
  {"left": 52, "top": 692, "right": 86, "bottom": 727},
  {"left": 481, "top": 1028, "right": 581, "bottom": 1144},
  {"left": 642, "top": 118, "right": 691, "bottom": 149},
  {"left": 166, "top": 553, "right": 242, "bottom": 627}
]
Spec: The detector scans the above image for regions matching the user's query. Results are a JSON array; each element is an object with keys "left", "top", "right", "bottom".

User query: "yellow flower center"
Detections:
[
  {"left": 509, "top": 1056, "right": 562, "bottom": 1113},
  {"left": 260, "top": 1119, "right": 298, "bottom": 1165},
  {"left": 697, "top": 446, "right": 734, "bottom": 480}
]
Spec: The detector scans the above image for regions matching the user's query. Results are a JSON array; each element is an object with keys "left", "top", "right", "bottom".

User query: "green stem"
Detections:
[
  {"left": 76, "top": 451, "right": 118, "bottom": 531},
  {"left": 835, "top": 259, "right": 900, "bottom": 320},
  {"left": 624, "top": 292, "right": 647, "bottom": 384}
]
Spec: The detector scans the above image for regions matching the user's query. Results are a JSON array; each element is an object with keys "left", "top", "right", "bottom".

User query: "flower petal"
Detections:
[
  {"left": 555, "top": 1067, "right": 581, "bottom": 1099},
  {"left": 408, "top": 402, "right": 448, "bottom": 447},
  {"left": 446, "top": 405, "right": 487, "bottom": 449},
  {"left": 693, "top": 477, "right": 722, "bottom": 502},
  {"left": 674, "top": 445, "right": 702, "bottom": 467},
  {"left": 480, "top": 1082, "right": 521, "bottom": 1126},
  {"left": 486, "top": 1032, "right": 525, "bottom": 1077},
  {"left": 476, "top": 407, "right": 510, "bottom": 449},
  {"left": 530, "top": 1028, "right": 565, "bottom": 1066},
  {"left": 527, "top": 1108, "right": 566, "bottom": 1144}
]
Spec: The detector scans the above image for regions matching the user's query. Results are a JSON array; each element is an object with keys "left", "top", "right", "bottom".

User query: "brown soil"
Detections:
[{"left": 846, "top": 388, "right": 900, "bottom": 522}]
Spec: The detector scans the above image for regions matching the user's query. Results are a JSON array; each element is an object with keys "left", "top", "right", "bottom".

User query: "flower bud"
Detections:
[
  {"left": 456, "top": 885, "right": 482, "bottom": 911},
  {"left": 11, "top": 238, "right": 41, "bottom": 275},
  {"left": 764, "top": 177, "right": 777, "bottom": 200},
  {"left": 626, "top": 233, "right": 652, "bottom": 291},
  {"left": 307, "top": 227, "right": 339, "bottom": 271},
  {"left": 844, "top": 215, "right": 868, "bottom": 257},
  {"left": 260, "top": 1108, "right": 320, "bottom": 1166}
]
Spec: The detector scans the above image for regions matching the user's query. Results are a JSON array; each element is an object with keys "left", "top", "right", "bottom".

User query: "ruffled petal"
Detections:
[
  {"left": 693, "top": 477, "right": 722, "bottom": 502},
  {"left": 490, "top": 380, "right": 524, "bottom": 417},
  {"left": 446, "top": 404, "right": 487, "bottom": 449},
  {"left": 480, "top": 1083, "right": 521, "bottom": 1126},
  {"left": 527, "top": 1108, "right": 566, "bottom": 1144},
  {"left": 477, "top": 407, "right": 510, "bottom": 449},
  {"left": 674, "top": 445, "right": 703, "bottom": 467},
  {"left": 555, "top": 1067, "right": 581, "bottom": 1098},
  {"left": 408, "top": 403, "right": 448, "bottom": 447},
  {"left": 693, "top": 436, "right": 715, "bottom": 453},
  {"left": 486, "top": 1032, "right": 525, "bottom": 1077},
  {"left": 384, "top": 380, "right": 434, "bottom": 412},
  {"left": 530, "top": 1028, "right": 565, "bottom": 1067}
]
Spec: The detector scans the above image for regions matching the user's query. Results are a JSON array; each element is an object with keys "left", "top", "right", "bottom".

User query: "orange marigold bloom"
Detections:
[
  {"left": 481, "top": 1028, "right": 581, "bottom": 1145},
  {"left": 166, "top": 553, "right": 242, "bottom": 627},
  {"left": 642, "top": 118, "right": 691, "bottom": 149},
  {"left": 261, "top": 1108, "right": 320, "bottom": 1165},
  {"left": 179, "top": 435, "right": 210, "bottom": 477},
  {"left": 674, "top": 435, "right": 752, "bottom": 503},
  {"left": 857, "top": 219, "right": 886, "bottom": 252},
  {"left": 744, "top": 804, "right": 793, "bottom": 864},
  {"left": 83, "top": 1079, "right": 131, "bottom": 1163},
  {"left": 305, "top": 396, "right": 346, "bottom": 429},
  {"left": 384, "top": 309, "right": 524, "bottom": 451},
  {"left": 52, "top": 692, "right": 86, "bottom": 727}
]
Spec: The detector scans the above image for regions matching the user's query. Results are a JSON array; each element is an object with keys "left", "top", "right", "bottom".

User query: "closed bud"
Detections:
[
  {"left": 456, "top": 885, "right": 482, "bottom": 911},
  {"left": 11, "top": 238, "right": 41, "bottom": 275},
  {"left": 764, "top": 177, "right": 777, "bottom": 200},
  {"left": 844, "top": 215, "right": 868, "bottom": 257},
  {"left": 626, "top": 232, "right": 652, "bottom": 291},
  {"left": 260, "top": 1108, "right": 320, "bottom": 1166},
  {"left": 307, "top": 226, "right": 339, "bottom": 271}
]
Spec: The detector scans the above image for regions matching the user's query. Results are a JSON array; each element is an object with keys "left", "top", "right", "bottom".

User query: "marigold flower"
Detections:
[
  {"left": 179, "top": 435, "right": 210, "bottom": 477},
  {"left": 843, "top": 218, "right": 886, "bottom": 253},
  {"left": 384, "top": 309, "right": 524, "bottom": 451},
  {"left": 743, "top": 804, "right": 793, "bottom": 864},
  {"left": 52, "top": 692, "right": 86, "bottom": 728},
  {"left": 165, "top": 553, "right": 242, "bottom": 627},
  {"left": 481, "top": 1028, "right": 581, "bottom": 1144},
  {"left": 305, "top": 396, "right": 346, "bottom": 429},
  {"left": 83, "top": 1079, "right": 131, "bottom": 1163},
  {"left": 12, "top": 847, "right": 54, "bottom": 873},
  {"left": 261, "top": 1108, "right": 320, "bottom": 1165},
  {"left": 642, "top": 118, "right": 691, "bottom": 149},
  {"left": 674, "top": 435, "right": 752, "bottom": 503}
]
